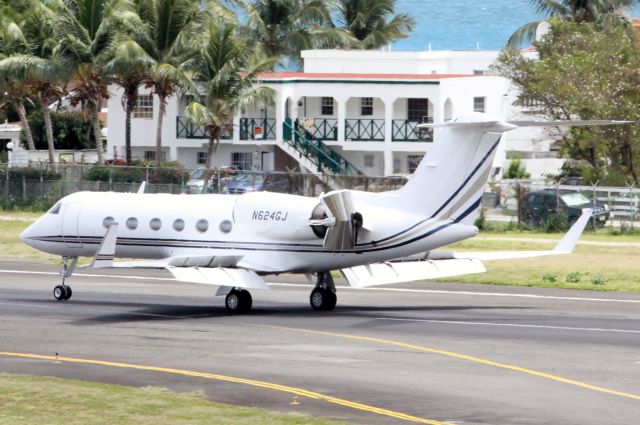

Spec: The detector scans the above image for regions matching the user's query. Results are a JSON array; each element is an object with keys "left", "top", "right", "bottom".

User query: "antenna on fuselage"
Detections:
[{"left": 137, "top": 181, "right": 147, "bottom": 194}]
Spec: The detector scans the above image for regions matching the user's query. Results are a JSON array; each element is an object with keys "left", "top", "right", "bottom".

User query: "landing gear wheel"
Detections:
[
  {"left": 62, "top": 286, "right": 72, "bottom": 300},
  {"left": 225, "top": 289, "right": 252, "bottom": 314},
  {"left": 53, "top": 285, "right": 66, "bottom": 301},
  {"left": 310, "top": 288, "right": 337, "bottom": 311}
]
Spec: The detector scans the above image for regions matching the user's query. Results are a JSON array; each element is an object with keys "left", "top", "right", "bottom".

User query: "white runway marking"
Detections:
[
  {"left": 376, "top": 317, "right": 640, "bottom": 334},
  {"left": 2, "top": 268, "right": 640, "bottom": 304}
]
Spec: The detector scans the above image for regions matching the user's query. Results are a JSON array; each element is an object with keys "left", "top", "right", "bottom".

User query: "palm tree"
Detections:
[
  {"left": 332, "top": 0, "right": 415, "bottom": 49},
  {"left": 0, "top": 2, "right": 37, "bottom": 151},
  {"left": 0, "top": 0, "right": 69, "bottom": 163},
  {"left": 57, "top": 0, "right": 120, "bottom": 165},
  {"left": 244, "top": 0, "right": 353, "bottom": 68},
  {"left": 134, "top": 0, "right": 203, "bottom": 169},
  {"left": 508, "top": 0, "right": 639, "bottom": 46},
  {"left": 184, "top": 20, "right": 275, "bottom": 170}
]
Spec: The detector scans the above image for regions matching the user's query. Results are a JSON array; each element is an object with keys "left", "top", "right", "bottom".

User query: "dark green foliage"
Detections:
[
  {"left": 22, "top": 110, "right": 95, "bottom": 150},
  {"left": 85, "top": 163, "right": 189, "bottom": 184},
  {"left": 0, "top": 166, "right": 61, "bottom": 180},
  {"left": 503, "top": 159, "right": 531, "bottom": 179}
]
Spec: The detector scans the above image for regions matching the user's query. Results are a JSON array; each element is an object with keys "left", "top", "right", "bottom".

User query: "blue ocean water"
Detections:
[{"left": 393, "top": 0, "right": 640, "bottom": 51}]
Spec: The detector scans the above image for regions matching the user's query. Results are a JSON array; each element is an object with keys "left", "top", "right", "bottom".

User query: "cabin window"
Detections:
[
  {"left": 321, "top": 97, "right": 334, "bottom": 115},
  {"left": 126, "top": 217, "right": 138, "bottom": 230},
  {"left": 196, "top": 219, "right": 209, "bottom": 232},
  {"left": 103, "top": 216, "right": 115, "bottom": 228},
  {"left": 173, "top": 219, "right": 185, "bottom": 231},
  {"left": 48, "top": 203, "right": 61, "bottom": 214},
  {"left": 134, "top": 94, "right": 154, "bottom": 119},
  {"left": 360, "top": 97, "right": 373, "bottom": 116},
  {"left": 219, "top": 220, "right": 232, "bottom": 233},
  {"left": 473, "top": 96, "right": 486, "bottom": 113},
  {"left": 149, "top": 218, "right": 162, "bottom": 230}
]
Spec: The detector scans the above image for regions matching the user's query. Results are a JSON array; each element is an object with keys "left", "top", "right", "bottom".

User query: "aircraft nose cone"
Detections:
[{"left": 20, "top": 222, "right": 38, "bottom": 247}]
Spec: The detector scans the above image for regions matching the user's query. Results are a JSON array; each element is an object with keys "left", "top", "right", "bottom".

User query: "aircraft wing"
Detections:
[
  {"left": 85, "top": 224, "right": 269, "bottom": 290},
  {"left": 341, "top": 209, "right": 591, "bottom": 288}
]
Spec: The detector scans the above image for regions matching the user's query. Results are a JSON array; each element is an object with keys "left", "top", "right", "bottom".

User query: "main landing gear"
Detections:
[
  {"left": 310, "top": 272, "right": 337, "bottom": 311},
  {"left": 53, "top": 256, "right": 77, "bottom": 301},
  {"left": 225, "top": 288, "right": 253, "bottom": 314}
]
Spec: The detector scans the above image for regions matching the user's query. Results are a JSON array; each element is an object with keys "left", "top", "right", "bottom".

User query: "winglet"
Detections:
[
  {"left": 553, "top": 208, "right": 592, "bottom": 254},
  {"left": 138, "top": 181, "right": 147, "bottom": 194},
  {"left": 91, "top": 223, "right": 118, "bottom": 268}
]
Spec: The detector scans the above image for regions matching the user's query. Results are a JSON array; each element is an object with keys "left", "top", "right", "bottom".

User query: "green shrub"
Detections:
[
  {"left": 543, "top": 211, "right": 568, "bottom": 233},
  {"left": 0, "top": 167, "right": 61, "bottom": 180},
  {"left": 22, "top": 110, "right": 96, "bottom": 150},
  {"left": 566, "top": 272, "right": 582, "bottom": 283},
  {"left": 590, "top": 274, "right": 608, "bottom": 285},
  {"left": 542, "top": 272, "right": 558, "bottom": 283},
  {"left": 85, "top": 163, "right": 189, "bottom": 184}
]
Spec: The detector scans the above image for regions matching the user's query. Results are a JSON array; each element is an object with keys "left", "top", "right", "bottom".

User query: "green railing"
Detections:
[
  {"left": 296, "top": 118, "right": 338, "bottom": 141},
  {"left": 176, "top": 116, "right": 232, "bottom": 139},
  {"left": 345, "top": 119, "right": 385, "bottom": 141},
  {"left": 392, "top": 118, "right": 433, "bottom": 142},
  {"left": 239, "top": 117, "right": 276, "bottom": 140},
  {"left": 283, "top": 120, "right": 361, "bottom": 176}
]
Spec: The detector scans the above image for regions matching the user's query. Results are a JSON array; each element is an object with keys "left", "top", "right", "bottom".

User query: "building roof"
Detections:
[{"left": 256, "top": 72, "right": 481, "bottom": 83}]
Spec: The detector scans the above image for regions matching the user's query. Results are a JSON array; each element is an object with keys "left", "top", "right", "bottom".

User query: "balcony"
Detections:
[
  {"left": 176, "top": 116, "right": 232, "bottom": 140},
  {"left": 345, "top": 119, "right": 385, "bottom": 141},
  {"left": 239, "top": 117, "right": 276, "bottom": 140},
  {"left": 296, "top": 118, "right": 337, "bottom": 141},
  {"left": 392, "top": 118, "right": 433, "bottom": 142}
]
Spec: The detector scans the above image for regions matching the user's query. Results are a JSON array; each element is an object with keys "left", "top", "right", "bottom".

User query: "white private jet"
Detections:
[{"left": 20, "top": 113, "right": 620, "bottom": 313}]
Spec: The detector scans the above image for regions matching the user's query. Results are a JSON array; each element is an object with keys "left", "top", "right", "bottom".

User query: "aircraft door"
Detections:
[{"left": 62, "top": 203, "right": 83, "bottom": 248}]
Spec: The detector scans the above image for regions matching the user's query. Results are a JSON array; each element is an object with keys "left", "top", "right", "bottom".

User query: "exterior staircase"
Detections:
[{"left": 280, "top": 119, "right": 362, "bottom": 183}]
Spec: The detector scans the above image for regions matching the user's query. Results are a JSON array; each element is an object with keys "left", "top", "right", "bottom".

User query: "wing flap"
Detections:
[
  {"left": 166, "top": 266, "right": 270, "bottom": 290},
  {"left": 341, "top": 258, "right": 486, "bottom": 288}
]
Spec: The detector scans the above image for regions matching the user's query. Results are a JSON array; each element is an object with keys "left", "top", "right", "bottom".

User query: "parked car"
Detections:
[
  {"left": 521, "top": 189, "right": 610, "bottom": 227},
  {"left": 222, "top": 172, "right": 291, "bottom": 194},
  {"left": 186, "top": 166, "right": 236, "bottom": 193}
]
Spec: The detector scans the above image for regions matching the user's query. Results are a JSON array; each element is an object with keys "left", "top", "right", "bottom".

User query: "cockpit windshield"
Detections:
[{"left": 48, "top": 203, "right": 61, "bottom": 214}]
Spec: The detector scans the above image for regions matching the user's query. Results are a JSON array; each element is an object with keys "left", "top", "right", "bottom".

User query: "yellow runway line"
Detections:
[
  {"left": 271, "top": 327, "right": 640, "bottom": 402},
  {"left": 0, "top": 351, "right": 450, "bottom": 425}
]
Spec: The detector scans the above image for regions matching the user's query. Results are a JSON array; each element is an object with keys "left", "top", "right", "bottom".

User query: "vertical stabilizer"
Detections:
[{"left": 398, "top": 113, "right": 515, "bottom": 224}]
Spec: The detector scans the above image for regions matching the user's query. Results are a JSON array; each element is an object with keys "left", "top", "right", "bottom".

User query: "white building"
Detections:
[{"left": 107, "top": 49, "right": 557, "bottom": 178}]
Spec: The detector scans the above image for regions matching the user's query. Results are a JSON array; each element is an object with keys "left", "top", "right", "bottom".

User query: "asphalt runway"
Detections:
[{"left": 0, "top": 258, "right": 639, "bottom": 425}]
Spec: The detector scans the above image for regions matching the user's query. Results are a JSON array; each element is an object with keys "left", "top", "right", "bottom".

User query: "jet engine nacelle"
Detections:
[{"left": 233, "top": 192, "right": 321, "bottom": 241}]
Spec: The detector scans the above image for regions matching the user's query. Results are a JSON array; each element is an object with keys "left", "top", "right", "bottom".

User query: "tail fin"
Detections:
[{"left": 398, "top": 113, "right": 515, "bottom": 223}]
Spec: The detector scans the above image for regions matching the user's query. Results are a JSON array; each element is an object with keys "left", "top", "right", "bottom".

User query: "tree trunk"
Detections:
[
  {"left": 16, "top": 100, "right": 36, "bottom": 151},
  {"left": 155, "top": 97, "right": 166, "bottom": 169},
  {"left": 125, "top": 100, "right": 133, "bottom": 165},
  {"left": 92, "top": 98, "right": 104, "bottom": 165},
  {"left": 39, "top": 96, "right": 56, "bottom": 164}
]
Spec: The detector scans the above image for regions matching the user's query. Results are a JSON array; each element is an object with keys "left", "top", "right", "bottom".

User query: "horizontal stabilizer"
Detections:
[
  {"left": 167, "top": 266, "right": 270, "bottom": 290},
  {"left": 341, "top": 258, "right": 486, "bottom": 288},
  {"left": 454, "top": 208, "right": 592, "bottom": 261}
]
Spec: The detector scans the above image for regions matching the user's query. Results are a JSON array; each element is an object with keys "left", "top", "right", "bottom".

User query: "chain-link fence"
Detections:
[
  {"left": 0, "top": 163, "right": 409, "bottom": 209},
  {"left": 484, "top": 179, "right": 640, "bottom": 230}
]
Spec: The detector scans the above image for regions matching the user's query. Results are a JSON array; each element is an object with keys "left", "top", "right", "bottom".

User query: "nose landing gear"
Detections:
[
  {"left": 310, "top": 272, "right": 337, "bottom": 311},
  {"left": 53, "top": 256, "right": 77, "bottom": 301}
]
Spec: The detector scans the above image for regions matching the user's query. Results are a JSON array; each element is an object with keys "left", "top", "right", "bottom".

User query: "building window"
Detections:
[
  {"left": 144, "top": 150, "right": 166, "bottom": 162},
  {"left": 321, "top": 97, "right": 334, "bottom": 115},
  {"left": 364, "top": 154, "right": 375, "bottom": 168},
  {"left": 473, "top": 70, "right": 486, "bottom": 75},
  {"left": 473, "top": 96, "right": 486, "bottom": 113},
  {"left": 197, "top": 152, "right": 207, "bottom": 164},
  {"left": 407, "top": 155, "right": 423, "bottom": 174},
  {"left": 407, "top": 98, "right": 429, "bottom": 122},
  {"left": 232, "top": 152, "right": 253, "bottom": 170},
  {"left": 360, "top": 97, "right": 373, "bottom": 116},
  {"left": 134, "top": 94, "right": 153, "bottom": 119}
]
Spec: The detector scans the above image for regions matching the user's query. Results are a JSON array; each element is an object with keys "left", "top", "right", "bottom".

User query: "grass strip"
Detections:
[{"left": 0, "top": 372, "right": 348, "bottom": 425}]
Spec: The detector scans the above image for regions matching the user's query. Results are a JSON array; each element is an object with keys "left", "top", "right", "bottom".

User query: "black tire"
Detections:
[
  {"left": 225, "top": 289, "right": 252, "bottom": 314},
  {"left": 310, "top": 287, "right": 336, "bottom": 311},
  {"left": 53, "top": 285, "right": 65, "bottom": 301},
  {"left": 62, "top": 286, "right": 72, "bottom": 300}
]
